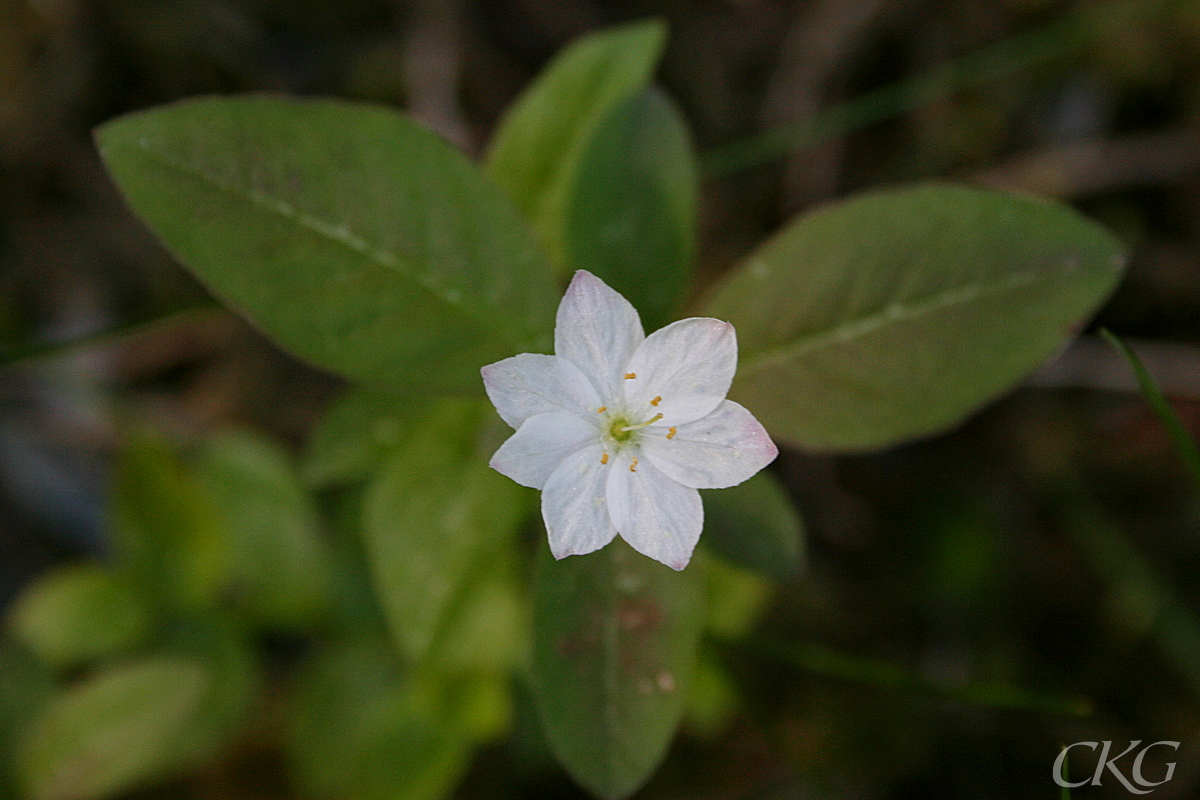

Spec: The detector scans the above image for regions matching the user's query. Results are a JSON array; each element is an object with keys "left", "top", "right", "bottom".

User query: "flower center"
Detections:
[{"left": 604, "top": 411, "right": 663, "bottom": 445}]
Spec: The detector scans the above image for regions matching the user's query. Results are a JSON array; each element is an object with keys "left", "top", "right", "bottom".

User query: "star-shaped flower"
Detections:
[{"left": 481, "top": 270, "right": 778, "bottom": 570}]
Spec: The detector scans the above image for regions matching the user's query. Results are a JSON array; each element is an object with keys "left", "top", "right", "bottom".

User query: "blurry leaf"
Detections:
[
  {"left": 96, "top": 96, "right": 556, "bottom": 394},
  {"left": 702, "top": 471, "right": 803, "bottom": 578},
  {"left": 0, "top": 646, "right": 53, "bottom": 799},
  {"left": 564, "top": 88, "right": 697, "bottom": 330},
  {"left": 683, "top": 648, "right": 739, "bottom": 739},
  {"left": 704, "top": 183, "right": 1126, "bottom": 451},
  {"left": 486, "top": 19, "right": 666, "bottom": 265},
  {"left": 431, "top": 548, "right": 528, "bottom": 674},
  {"left": 1101, "top": 329, "right": 1200, "bottom": 486},
  {"left": 700, "top": 553, "right": 774, "bottom": 641},
  {"left": 303, "top": 388, "right": 429, "bottom": 488},
  {"left": 196, "top": 430, "right": 331, "bottom": 628},
  {"left": 362, "top": 399, "right": 528, "bottom": 662},
  {"left": 18, "top": 657, "right": 210, "bottom": 800},
  {"left": 532, "top": 538, "right": 704, "bottom": 800},
  {"left": 6, "top": 564, "right": 153, "bottom": 670},
  {"left": 443, "top": 673, "right": 513, "bottom": 743},
  {"left": 286, "top": 637, "right": 471, "bottom": 800},
  {"left": 154, "top": 617, "right": 259, "bottom": 767},
  {"left": 110, "top": 430, "right": 227, "bottom": 610},
  {"left": 324, "top": 487, "right": 393, "bottom": 634}
]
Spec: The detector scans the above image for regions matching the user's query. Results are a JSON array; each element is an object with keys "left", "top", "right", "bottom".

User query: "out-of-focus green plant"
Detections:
[{"left": 0, "top": 16, "right": 1130, "bottom": 800}]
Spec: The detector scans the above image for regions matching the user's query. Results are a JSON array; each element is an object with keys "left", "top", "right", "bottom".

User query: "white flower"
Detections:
[{"left": 481, "top": 270, "right": 778, "bottom": 570}]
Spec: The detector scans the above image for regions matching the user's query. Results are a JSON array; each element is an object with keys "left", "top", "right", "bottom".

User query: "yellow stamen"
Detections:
[
  {"left": 620, "top": 413, "right": 663, "bottom": 432},
  {"left": 597, "top": 406, "right": 606, "bottom": 413},
  {"left": 667, "top": 427, "right": 676, "bottom": 439},
  {"left": 624, "top": 372, "right": 636, "bottom": 379},
  {"left": 650, "top": 396, "right": 661, "bottom": 406},
  {"left": 600, "top": 452, "right": 609, "bottom": 465},
  {"left": 629, "top": 457, "right": 638, "bottom": 472}
]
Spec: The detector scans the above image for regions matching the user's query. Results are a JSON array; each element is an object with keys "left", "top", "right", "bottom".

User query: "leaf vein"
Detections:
[
  {"left": 740, "top": 267, "right": 1060, "bottom": 375},
  {"left": 126, "top": 140, "right": 521, "bottom": 336}
]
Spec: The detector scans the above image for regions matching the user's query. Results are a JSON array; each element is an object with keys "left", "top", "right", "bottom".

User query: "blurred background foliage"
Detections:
[{"left": 3, "top": 0, "right": 1200, "bottom": 798}]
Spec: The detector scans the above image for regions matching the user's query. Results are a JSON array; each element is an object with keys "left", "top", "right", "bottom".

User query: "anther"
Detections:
[
  {"left": 600, "top": 453, "right": 609, "bottom": 465},
  {"left": 620, "top": 413, "right": 663, "bottom": 432},
  {"left": 650, "top": 396, "right": 661, "bottom": 406},
  {"left": 624, "top": 372, "right": 637, "bottom": 379},
  {"left": 629, "top": 457, "right": 638, "bottom": 472},
  {"left": 597, "top": 406, "right": 606, "bottom": 413},
  {"left": 667, "top": 427, "right": 677, "bottom": 439}
]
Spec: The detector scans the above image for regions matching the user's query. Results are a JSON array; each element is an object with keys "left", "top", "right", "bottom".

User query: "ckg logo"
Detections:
[{"left": 1054, "top": 741, "right": 1180, "bottom": 794}]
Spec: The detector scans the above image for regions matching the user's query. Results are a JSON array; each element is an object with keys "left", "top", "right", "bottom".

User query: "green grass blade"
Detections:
[
  {"left": 699, "top": 0, "right": 1170, "bottom": 179},
  {"left": 746, "top": 639, "right": 1092, "bottom": 716},
  {"left": 1101, "top": 329, "right": 1200, "bottom": 487},
  {"left": 0, "top": 304, "right": 223, "bottom": 372}
]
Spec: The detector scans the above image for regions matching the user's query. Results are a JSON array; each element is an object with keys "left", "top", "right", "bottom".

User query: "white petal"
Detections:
[
  {"left": 554, "top": 270, "right": 645, "bottom": 401},
  {"left": 606, "top": 449, "right": 703, "bottom": 571},
  {"left": 622, "top": 318, "right": 737, "bottom": 426},
  {"left": 489, "top": 412, "right": 597, "bottom": 490},
  {"left": 641, "top": 400, "right": 778, "bottom": 489},
  {"left": 542, "top": 443, "right": 618, "bottom": 559},
  {"left": 482, "top": 353, "right": 602, "bottom": 429}
]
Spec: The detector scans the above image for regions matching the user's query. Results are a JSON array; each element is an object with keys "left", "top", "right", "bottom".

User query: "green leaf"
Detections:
[
  {"left": 303, "top": 388, "right": 429, "bottom": 487},
  {"left": 682, "top": 648, "right": 739, "bottom": 738},
  {"left": 17, "top": 657, "right": 211, "bottom": 800},
  {"left": 563, "top": 88, "right": 697, "bottom": 330},
  {"left": 700, "top": 553, "right": 774, "bottom": 641},
  {"left": 196, "top": 429, "right": 331, "bottom": 628},
  {"left": 286, "top": 637, "right": 472, "bottom": 800},
  {"left": 486, "top": 19, "right": 666, "bottom": 266},
  {"left": 6, "top": 564, "right": 153, "bottom": 670},
  {"left": 154, "top": 617, "right": 260, "bottom": 768},
  {"left": 431, "top": 548, "right": 528, "bottom": 674},
  {"left": 0, "top": 646, "right": 53, "bottom": 797},
  {"left": 109, "top": 430, "right": 228, "bottom": 611},
  {"left": 362, "top": 399, "right": 528, "bottom": 662},
  {"left": 96, "top": 96, "right": 556, "bottom": 394},
  {"left": 702, "top": 471, "right": 803, "bottom": 578},
  {"left": 704, "top": 183, "right": 1126, "bottom": 451},
  {"left": 531, "top": 539, "right": 704, "bottom": 800}
]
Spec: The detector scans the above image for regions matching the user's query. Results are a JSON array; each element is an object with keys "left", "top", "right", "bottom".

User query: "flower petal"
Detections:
[
  {"left": 555, "top": 270, "right": 645, "bottom": 401},
  {"left": 542, "top": 443, "right": 618, "bottom": 559},
  {"left": 482, "top": 353, "right": 602, "bottom": 429},
  {"left": 622, "top": 318, "right": 737, "bottom": 426},
  {"left": 641, "top": 400, "right": 778, "bottom": 489},
  {"left": 490, "top": 412, "right": 598, "bottom": 490},
  {"left": 606, "top": 449, "right": 703, "bottom": 570}
]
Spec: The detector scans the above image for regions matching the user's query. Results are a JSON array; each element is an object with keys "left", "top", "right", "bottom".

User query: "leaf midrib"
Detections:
[
  {"left": 738, "top": 264, "right": 1087, "bottom": 376},
  {"left": 119, "top": 139, "right": 533, "bottom": 344}
]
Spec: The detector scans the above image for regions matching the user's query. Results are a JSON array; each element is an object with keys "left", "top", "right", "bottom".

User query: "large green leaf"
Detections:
[
  {"left": 96, "top": 96, "right": 555, "bottom": 394},
  {"left": 704, "top": 183, "right": 1126, "bottom": 450},
  {"left": 361, "top": 399, "right": 528, "bottom": 662},
  {"left": 196, "top": 430, "right": 331, "bottom": 628},
  {"left": 17, "top": 657, "right": 210, "bottom": 800},
  {"left": 531, "top": 539, "right": 704, "bottom": 800},
  {"left": 6, "top": 564, "right": 153, "bottom": 670},
  {"left": 564, "top": 88, "right": 697, "bottom": 330},
  {"left": 701, "top": 471, "right": 804, "bottom": 578},
  {"left": 486, "top": 19, "right": 666, "bottom": 266}
]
